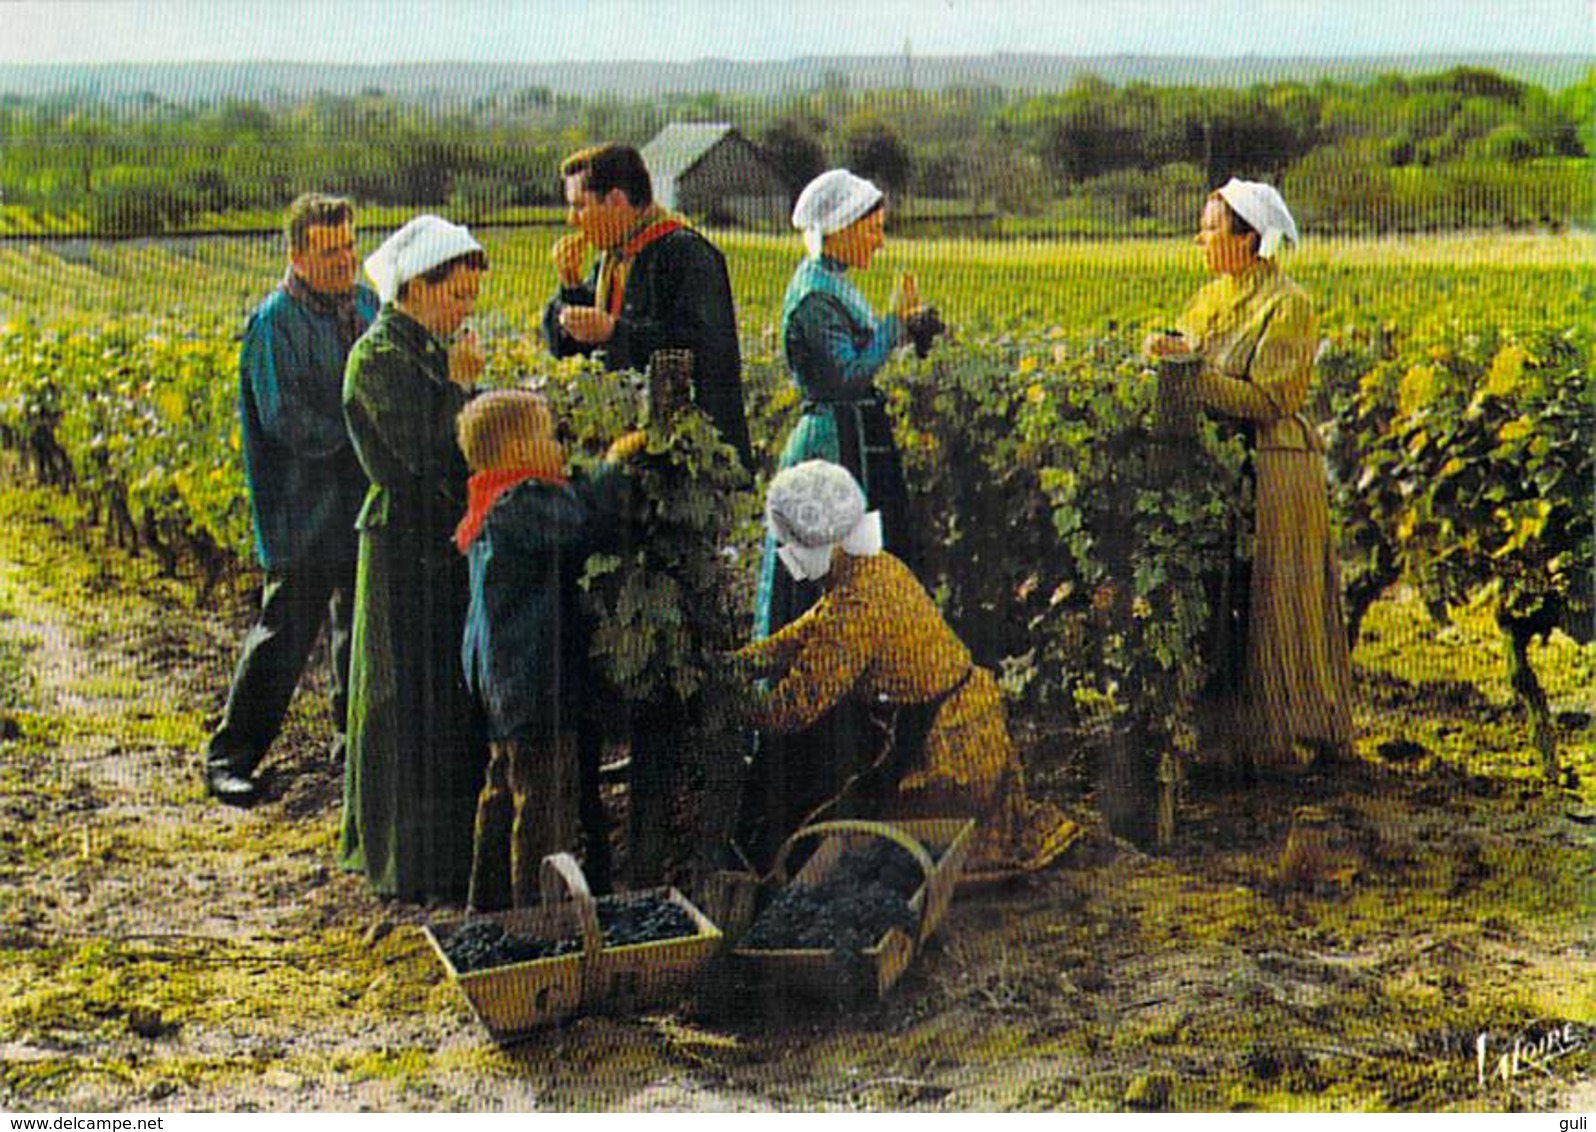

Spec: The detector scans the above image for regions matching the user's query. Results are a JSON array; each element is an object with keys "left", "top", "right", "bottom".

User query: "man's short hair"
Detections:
[
  {"left": 456, "top": 388, "right": 552, "bottom": 472},
  {"left": 285, "top": 193, "right": 354, "bottom": 255},
  {"left": 561, "top": 144, "right": 654, "bottom": 207}
]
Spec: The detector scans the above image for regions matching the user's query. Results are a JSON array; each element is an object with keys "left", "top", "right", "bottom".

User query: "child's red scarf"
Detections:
[{"left": 454, "top": 467, "right": 568, "bottom": 553}]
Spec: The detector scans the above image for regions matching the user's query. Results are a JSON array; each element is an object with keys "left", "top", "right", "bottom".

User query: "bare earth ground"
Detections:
[{"left": 0, "top": 479, "right": 1591, "bottom": 1113}]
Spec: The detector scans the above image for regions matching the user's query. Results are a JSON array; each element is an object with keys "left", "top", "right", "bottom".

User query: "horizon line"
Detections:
[{"left": 4, "top": 49, "right": 1589, "bottom": 66}]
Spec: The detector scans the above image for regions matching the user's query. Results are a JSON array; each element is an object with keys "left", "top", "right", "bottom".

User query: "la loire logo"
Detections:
[{"left": 1475, "top": 1022, "right": 1585, "bottom": 1087}]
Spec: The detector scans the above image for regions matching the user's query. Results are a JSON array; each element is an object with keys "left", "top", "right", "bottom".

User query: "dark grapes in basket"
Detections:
[
  {"left": 742, "top": 875, "right": 916, "bottom": 954},
  {"left": 596, "top": 893, "right": 698, "bottom": 948},
  {"left": 742, "top": 842, "right": 927, "bottom": 954},
  {"left": 840, "top": 841, "right": 929, "bottom": 901},
  {"left": 439, "top": 894, "right": 699, "bottom": 974},
  {"left": 441, "top": 919, "right": 582, "bottom": 973}
]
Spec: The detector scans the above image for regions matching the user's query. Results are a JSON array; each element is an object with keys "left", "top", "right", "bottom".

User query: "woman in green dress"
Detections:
[
  {"left": 337, "top": 215, "right": 490, "bottom": 902},
  {"left": 1145, "top": 180, "right": 1354, "bottom": 772}
]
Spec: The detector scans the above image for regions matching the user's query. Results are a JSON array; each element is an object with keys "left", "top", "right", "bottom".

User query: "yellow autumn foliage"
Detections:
[
  {"left": 1496, "top": 417, "right": 1534, "bottom": 444},
  {"left": 1492, "top": 500, "right": 1551, "bottom": 557},
  {"left": 156, "top": 388, "right": 187, "bottom": 425},
  {"left": 1481, "top": 343, "right": 1528, "bottom": 399},
  {"left": 1397, "top": 364, "right": 1437, "bottom": 417}
]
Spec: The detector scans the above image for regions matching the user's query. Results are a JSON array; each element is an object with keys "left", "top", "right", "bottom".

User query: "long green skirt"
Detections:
[{"left": 337, "top": 523, "right": 485, "bottom": 903}]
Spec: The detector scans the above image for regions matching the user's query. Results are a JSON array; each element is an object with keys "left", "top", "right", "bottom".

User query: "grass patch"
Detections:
[
  {"left": 0, "top": 633, "right": 39, "bottom": 712},
  {"left": 0, "top": 928, "right": 447, "bottom": 1044}
]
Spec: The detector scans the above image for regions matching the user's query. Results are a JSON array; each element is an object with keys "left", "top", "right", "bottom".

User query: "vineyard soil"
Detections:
[{"left": 0, "top": 480, "right": 1590, "bottom": 1113}]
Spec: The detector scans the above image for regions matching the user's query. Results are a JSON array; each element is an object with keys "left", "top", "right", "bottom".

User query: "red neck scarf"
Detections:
[
  {"left": 596, "top": 206, "right": 687, "bottom": 316},
  {"left": 454, "top": 467, "right": 568, "bottom": 553}
]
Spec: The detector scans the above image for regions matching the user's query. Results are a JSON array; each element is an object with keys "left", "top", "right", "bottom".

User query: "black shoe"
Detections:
[{"left": 205, "top": 767, "right": 259, "bottom": 807}]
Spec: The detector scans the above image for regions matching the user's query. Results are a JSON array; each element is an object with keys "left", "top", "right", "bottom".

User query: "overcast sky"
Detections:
[{"left": 3, "top": 0, "right": 1593, "bottom": 63}]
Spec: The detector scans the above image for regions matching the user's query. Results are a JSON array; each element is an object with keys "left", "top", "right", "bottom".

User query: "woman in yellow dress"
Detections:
[
  {"left": 736, "top": 460, "right": 1079, "bottom": 882},
  {"left": 1145, "top": 179, "right": 1354, "bottom": 771}
]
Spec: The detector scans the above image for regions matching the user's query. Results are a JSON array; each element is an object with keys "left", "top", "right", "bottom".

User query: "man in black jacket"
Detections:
[{"left": 542, "top": 143, "right": 752, "bottom": 468}]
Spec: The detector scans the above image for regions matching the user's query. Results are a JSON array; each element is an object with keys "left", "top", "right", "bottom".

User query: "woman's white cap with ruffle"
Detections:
[
  {"left": 1217, "top": 178, "right": 1299, "bottom": 259},
  {"left": 791, "top": 169, "right": 883, "bottom": 260},
  {"left": 364, "top": 214, "right": 483, "bottom": 303},
  {"left": 765, "top": 459, "right": 884, "bottom": 581}
]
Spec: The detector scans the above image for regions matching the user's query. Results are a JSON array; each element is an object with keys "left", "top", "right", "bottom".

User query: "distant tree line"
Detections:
[{"left": 0, "top": 64, "right": 1590, "bottom": 235}]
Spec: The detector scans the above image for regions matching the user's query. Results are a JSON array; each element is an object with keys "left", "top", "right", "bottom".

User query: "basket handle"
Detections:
[
  {"left": 771, "top": 819, "right": 937, "bottom": 941},
  {"left": 539, "top": 852, "right": 603, "bottom": 963}
]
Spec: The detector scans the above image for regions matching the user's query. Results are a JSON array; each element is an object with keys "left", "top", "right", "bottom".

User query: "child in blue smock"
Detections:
[{"left": 453, "top": 389, "right": 641, "bottom": 910}]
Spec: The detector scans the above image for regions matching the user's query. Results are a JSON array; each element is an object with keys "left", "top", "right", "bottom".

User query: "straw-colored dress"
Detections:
[{"left": 1176, "top": 259, "right": 1354, "bottom": 766}]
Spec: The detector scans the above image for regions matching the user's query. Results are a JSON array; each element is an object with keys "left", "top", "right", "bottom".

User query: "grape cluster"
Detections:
[
  {"left": 441, "top": 895, "right": 699, "bottom": 974},
  {"left": 904, "top": 305, "right": 947, "bottom": 358},
  {"left": 441, "top": 919, "right": 582, "bottom": 974},
  {"left": 742, "top": 843, "right": 924, "bottom": 955},
  {"left": 596, "top": 894, "right": 698, "bottom": 948}
]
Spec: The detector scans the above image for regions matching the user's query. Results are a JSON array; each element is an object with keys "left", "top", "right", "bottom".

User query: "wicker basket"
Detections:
[
  {"left": 584, "top": 890, "right": 723, "bottom": 1014},
  {"left": 732, "top": 818, "right": 974, "bottom": 1001},
  {"left": 424, "top": 853, "right": 722, "bottom": 1037}
]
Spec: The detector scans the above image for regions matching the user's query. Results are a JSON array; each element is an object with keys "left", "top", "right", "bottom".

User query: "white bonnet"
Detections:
[
  {"left": 791, "top": 169, "right": 883, "bottom": 260},
  {"left": 364, "top": 215, "right": 483, "bottom": 304},
  {"left": 1216, "top": 178, "right": 1298, "bottom": 259},
  {"left": 765, "top": 460, "right": 883, "bottom": 581}
]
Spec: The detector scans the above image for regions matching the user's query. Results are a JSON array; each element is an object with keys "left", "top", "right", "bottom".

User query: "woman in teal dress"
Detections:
[
  {"left": 753, "top": 168, "right": 934, "bottom": 641},
  {"left": 337, "top": 215, "right": 490, "bottom": 904},
  {"left": 741, "top": 172, "right": 938, "bottom": 867}
]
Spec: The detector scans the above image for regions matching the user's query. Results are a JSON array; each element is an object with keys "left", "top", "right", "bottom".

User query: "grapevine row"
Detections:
[{"left": 0, "top": 236, "right": 1587, "bottom": 794}]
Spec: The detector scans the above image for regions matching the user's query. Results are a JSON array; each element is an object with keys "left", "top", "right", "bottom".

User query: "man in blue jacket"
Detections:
[{"left": 204, "top": 194, "right": 378, "bottom": 806}]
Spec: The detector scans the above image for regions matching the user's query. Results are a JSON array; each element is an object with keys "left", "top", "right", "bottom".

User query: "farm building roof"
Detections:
[{"left": 640, "top": 122, "right": 741, "bottom": 185}]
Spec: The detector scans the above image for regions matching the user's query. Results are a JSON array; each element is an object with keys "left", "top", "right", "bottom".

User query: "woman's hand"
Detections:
[
  {"left": 1142, "top": 329, "right": 1192, "bottom": 361},
  {"left": 448, "top": 327, "right": 485, "bottom": 388},
  {"left": 723, "top": 645, "right": 774, "bottom": 681},
  {"left": 558, "top": 305, "right": 616, "bottom": 345},
  {"left": 890, "top": 270, "right": 921, "bottom": 320}
]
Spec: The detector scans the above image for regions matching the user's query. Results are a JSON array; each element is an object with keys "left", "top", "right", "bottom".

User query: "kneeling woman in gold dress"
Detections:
[{"left": 736, "top": 460, "right": 1078, "bottom": 883}]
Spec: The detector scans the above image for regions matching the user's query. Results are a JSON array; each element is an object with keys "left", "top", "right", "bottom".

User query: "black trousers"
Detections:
[{"left": 206, "top": 555, "right": 355, "bottom": 776}]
